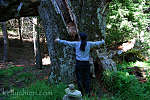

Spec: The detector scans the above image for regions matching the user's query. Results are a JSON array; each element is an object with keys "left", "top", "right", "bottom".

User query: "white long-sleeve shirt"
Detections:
[{"left": 58, "top": 40, "right": 104, "bottom": 61}]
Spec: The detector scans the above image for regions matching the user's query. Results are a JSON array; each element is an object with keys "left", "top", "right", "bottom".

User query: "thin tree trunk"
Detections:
[
  {"left": 18, "top": 18, "right": 23, "bottom": 43},
  {"left": 1, "top": 22, "right": 8, "bottom": 63},
  {"left": 32, "top": 17, "right": 42, "bottom": 69}
]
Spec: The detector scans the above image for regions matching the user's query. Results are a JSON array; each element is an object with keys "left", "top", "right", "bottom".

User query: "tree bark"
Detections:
[
  {"left": 38, "top": 0, "right": 76, "bottom": 83},
  {"left": 38, "top": 0, "right": 61, "bottom": 83},
  {"left": 37, "top": 0, "right": 114, "bottom": 83},
  {"left": 32, "top": 17, "right": 42, "bottom": 69},
  {"left": 18, "top": 18, "right": 23, "bottom": 43},
  {"left": 1, "top": 22, "right": 8, "bottom": 63}
]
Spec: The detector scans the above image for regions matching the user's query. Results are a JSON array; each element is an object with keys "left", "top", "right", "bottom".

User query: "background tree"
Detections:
[
  {"left": 32, "top": 17, "right": 42, "bottom": 69},
  {"left": 18, "top": 18, "right": 23, "bottom": 44},
  {"left": 1, "top": 22, "right": 8, "bottom": 63}
]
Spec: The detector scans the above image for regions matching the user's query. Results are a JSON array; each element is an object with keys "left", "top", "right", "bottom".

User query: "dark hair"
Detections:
[{"left": 79, "top": 32, "right": 87, "bottom": 51}]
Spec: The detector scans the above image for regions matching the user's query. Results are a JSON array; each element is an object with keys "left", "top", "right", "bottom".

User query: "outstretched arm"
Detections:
[
  {"left": 89, "top": 39, "right": 105, "bottom": 48},
  {"left": 55, "top": 38, "right": 77, "bottom": 47}
]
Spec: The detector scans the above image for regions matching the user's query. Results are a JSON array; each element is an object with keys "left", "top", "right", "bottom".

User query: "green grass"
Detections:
[
  {"left": 0, "top": 65, "right": 24, "bottom": 78},
  {"left": 117, "top": 60, "right": 150, "bottom": 71},
  {"left": 6, "top": 80, "right": 66, "bottom": 100},
  {"left": 2, "top": 79, "right": 113, "bottom": 100},
  {"left": 16, "top": 72, "right": 33, "bottom": 80},
  {"left": 8, "top": 65, "right": 24, "bottom": 72},
  {"left": 1, "top": 61, "right": 150, "bottom": 100},
  {"left": 83, "top": 94, "right": 121, "bottom": 100},
  {"left": 102, "top": 70, "right": 150, "bottom": 100},
  {"left": 15, "top": 72, "right": 35, "bottom": 85},
  {"left": 6, "top": 80, "right": 112, "bottom": 100},
  {"left": 133, "top": 61, "right": 150, "bottom": 68}
]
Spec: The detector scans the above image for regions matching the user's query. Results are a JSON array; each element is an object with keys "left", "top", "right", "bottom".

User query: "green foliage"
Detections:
[
  {"left": 102, "top": 70, "right": 150, "bottom": 100},
  {"left": 83, "top": 96, "right": 99, "bottom": 100},
  {"left": 0, "top": 66, "right": 24, "bottom": 78},
  {"left": 105, "top": 0, "right": 150, "bottom": 57},
  {"left": 101, "top": 94, "right": 121, "bottom": 100},
  {"left": 8, "top": 65, "right": 24, "bottom": 72},
  {"left": 102, "top": 61, "right": 150, "bottom": 100},
  {"left": 117, "top": 60, "right": 150, "bottom": 69},
  {"left": 7, "top": 81, "right": 66, "bottom": 100},
  {"left": 117, "top": 49, "right": 146, "bottom": 62},
  {"left": 15, "top": 72, "right": 35, "bottom": 85}
]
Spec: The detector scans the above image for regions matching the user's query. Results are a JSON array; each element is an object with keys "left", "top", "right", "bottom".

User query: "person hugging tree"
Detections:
[{"left": 55, "top": 32, "right": 105, "bottom": 95}]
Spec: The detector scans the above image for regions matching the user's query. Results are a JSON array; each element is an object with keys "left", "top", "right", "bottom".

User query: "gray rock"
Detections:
[
  {"left": 63, "top": 84, "right": 83, "bottom": 100},
  {"left": 96, "top": 50, "right": 117, "bottom": 71}
]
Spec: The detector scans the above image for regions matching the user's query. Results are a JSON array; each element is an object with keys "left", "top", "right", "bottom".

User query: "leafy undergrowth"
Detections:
[
  {"left": 0, "top": 65, "right": 113, "bottom": 100},
  {"left": 5, "top": 81, "right": 66, "bottom": 100},
  {"left": 117, "top": 60, "right": 150, "bottom": 69},
  {"left": 1, "top": 61, "right": 150, "bottom": 100},
  {"left": 2, "top": 80, "right": 113, "bottom": 100},
  {"left": 0, "top": 65, "right": 24, "bottom": 78},
  {"left": 102, "top": 60, "right": 150, "bottom": 100},
  {"left": 0, "top": 64, "right": 51, "bottom": 99}
]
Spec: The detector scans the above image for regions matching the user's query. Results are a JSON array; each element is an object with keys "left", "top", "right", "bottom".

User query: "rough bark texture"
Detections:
[
  {"left": 51, "top": 0, "right": 79, "bottom": 40},
  {"left": 0, "top": 0, "right": 116, "bottom": 82},
  {"left": 55, "top": 0, "right": 117, "bottom": 82},
  {"left": 38, "top": 0, "right": 60, "bottom": 83},
  {"left": 70, "top": 0, "right": 106, "bottom": 40},
  {"left": 70, "top": 0, "right": 117, "bottom": 73},
  {"left": 0, "top": 0, "right": 77, "bottom": 82},
  {"left": 38, "top": 0, "right": 76, "bottom": 83},
  {"left": 96, "top": 50, "right": 117, "bottom": 71}
]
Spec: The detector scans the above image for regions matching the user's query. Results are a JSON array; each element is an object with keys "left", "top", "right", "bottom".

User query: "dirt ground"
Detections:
[
  {"left": 0, "top": 34, "right": 50, "bottom": 68},
  {"left": 0, "top": 35, "right": 51, "bottom": 92},
  {"left": 0, "top": 35, "right": 111, "bottom": 100}
]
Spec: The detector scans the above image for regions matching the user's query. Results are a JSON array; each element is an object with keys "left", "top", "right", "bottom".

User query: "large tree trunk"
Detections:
[
  {"left": 32, "top": 17, "right": 42, "bottom": 69},
  {"left": 0, "top": 0, "right": 115, "bottom": 83},
  {"left": 38, "top": 0, "right": 76, "bottom": 83},
  {"left": 37, "top": 0, "right": 115, "bottom": 83},
  {"left": 38, "top": 0, "right": 61, "bottom": 83},
  {"left": 1, "top": 22, "right": 8, "bottom": 63}
]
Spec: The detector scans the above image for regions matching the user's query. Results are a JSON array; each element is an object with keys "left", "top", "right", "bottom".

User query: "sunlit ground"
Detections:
[{"left": 134, "top": 61, "right": 150, "bottom": 68}]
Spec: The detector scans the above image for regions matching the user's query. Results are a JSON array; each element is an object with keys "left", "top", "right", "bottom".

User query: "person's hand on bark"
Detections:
[{"left": 54, "top": 37, "right": 60, "bottom": 43}]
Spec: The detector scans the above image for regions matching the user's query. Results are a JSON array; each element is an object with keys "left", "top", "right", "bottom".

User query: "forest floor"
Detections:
[
  {"left": 1, "top": 34, "right": 149, "bottom": 100},
  {"left": 0, "top": 35, "right": 108, "bottom": 100},
  {"left": 0, "top": 34, "right": 53, "bottom": 99}
]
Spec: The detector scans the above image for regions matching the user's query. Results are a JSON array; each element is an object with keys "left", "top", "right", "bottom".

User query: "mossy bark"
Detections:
[
  {"left": 37, "top": 0, "right": 114, "bottom": 83},
  {"left": 38, "top": 0, "right": 76, "bottom": 83}
]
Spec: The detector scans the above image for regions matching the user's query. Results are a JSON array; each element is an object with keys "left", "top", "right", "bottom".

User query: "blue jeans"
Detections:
[{"left": 75, "top": 60, "right": 90, "bottom": 95}]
